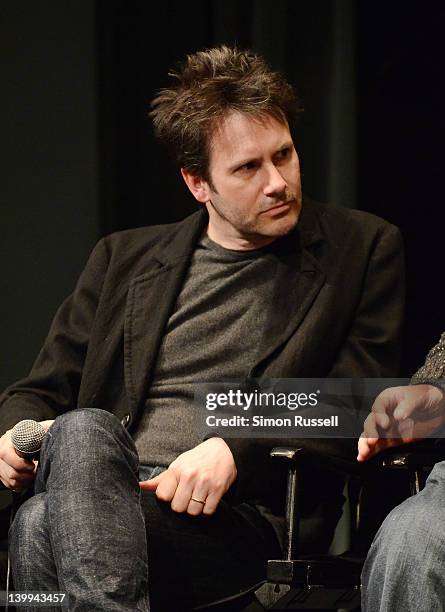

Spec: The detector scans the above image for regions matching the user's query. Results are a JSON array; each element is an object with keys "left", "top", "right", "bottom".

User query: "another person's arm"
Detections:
[{"left": 358, "top": 332, "right": 445, "bottom": 461}]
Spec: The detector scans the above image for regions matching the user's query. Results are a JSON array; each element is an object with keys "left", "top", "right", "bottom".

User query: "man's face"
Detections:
[{"left": 183, "top": 111, "right": 302, "bottom": 250}]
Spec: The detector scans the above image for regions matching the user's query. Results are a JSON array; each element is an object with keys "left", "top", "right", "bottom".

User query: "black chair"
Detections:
[
  {"left": 256, "top": 442, "right": 445, "bottom": 611},
  {"left": 198, "top": 440, "right": 445, "bottom": 611}
]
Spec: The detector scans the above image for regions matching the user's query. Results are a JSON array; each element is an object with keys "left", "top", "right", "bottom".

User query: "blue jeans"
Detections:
[
  {"left": 361, "top": 460, "right": 445, "bottom": 612},
  {"left": 9, "top": 409, "right": 280, "bottom": 611}
]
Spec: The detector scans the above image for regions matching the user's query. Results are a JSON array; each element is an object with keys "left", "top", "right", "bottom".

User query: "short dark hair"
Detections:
[{"left": 150, "top": 45, "right": 302, "bottom": 181}]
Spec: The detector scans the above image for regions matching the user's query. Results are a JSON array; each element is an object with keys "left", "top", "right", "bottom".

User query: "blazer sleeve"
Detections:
[
  {"left": 0, "top": 238, "right": 110, "bottom": 435},
  {"left": 328, "top": 223, "right": 405, "bottom": 378}
]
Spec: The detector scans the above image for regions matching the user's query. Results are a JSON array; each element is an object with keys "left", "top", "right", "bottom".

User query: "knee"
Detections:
[
  {"left": 373, "top": 498, "right": 422, "bottom": 558},
  {"left": 362, "top": 490, "right": 445, "bottom": 611},
  {"left": 47, "top": 408, "right": 135, "bottom": 453},
  {"left": 52, "top": 408, "right": 122, "bottom": 437},
  {"left": 40, "top": 408, "right": 138, "bottom": 475},
  {"left": 368, "top": 492, "right": 445, "bottom": 570}
]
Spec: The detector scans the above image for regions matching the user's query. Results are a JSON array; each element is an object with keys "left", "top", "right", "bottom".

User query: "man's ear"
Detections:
[{"left": 181, "top": 168, "right": 211, "bottom": 204}]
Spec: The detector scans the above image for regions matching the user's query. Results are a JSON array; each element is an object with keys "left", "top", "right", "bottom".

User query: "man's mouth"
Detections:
[{"left": 261, "top": 200, "right": 294, "bottom": 214}]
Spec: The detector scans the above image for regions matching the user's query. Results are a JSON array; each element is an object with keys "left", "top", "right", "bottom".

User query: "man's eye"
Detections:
[
  {"left": 277, "top": 147, "right": 291, "bottom": 160},
  {"left": 237, "top": 161, "right": 258, "bottom": 172}
]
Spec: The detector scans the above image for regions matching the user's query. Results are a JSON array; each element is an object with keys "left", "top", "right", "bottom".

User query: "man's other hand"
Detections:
[
  {"left": 357, "top": 384, "right": 445, "bottom": 462},
  {"left": 0, "top": 419, "right": 54, "bottom": 491},
  {"left": 139, "top": 437, "right": 237, "bottom": 516}
]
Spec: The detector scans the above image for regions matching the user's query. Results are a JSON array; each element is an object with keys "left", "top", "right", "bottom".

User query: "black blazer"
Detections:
[{"left": 0, "top": 198, "right": 404, "bottom": 503}]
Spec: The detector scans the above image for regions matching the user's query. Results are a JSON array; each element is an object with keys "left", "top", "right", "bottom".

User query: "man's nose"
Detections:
[{"left": 263, "top": 164, "right": 287, "bottom": 197}]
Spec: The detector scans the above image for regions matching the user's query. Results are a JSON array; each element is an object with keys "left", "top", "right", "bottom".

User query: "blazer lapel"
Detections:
[
  {"left": 124, "top": 210, "right": 207, "bottom": 411},
  {"left": 250, "top": 199, "right": 326, "bottom": 374}
]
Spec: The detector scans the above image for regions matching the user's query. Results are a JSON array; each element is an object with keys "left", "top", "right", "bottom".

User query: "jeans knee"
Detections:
[
  {"left": 46, "top": 408, "right": 136, "bottom": 455},
  {"left": 37, "top": 409, "right": 139, "bottom": 488},
  {"left": 52, "top": 408, "right": 121, "bottom": 437},
  {"left": 376, "top": 499, "right": 418, "bottom": 552},
  {"left": 371, "top": 490, "right": 445, "bottom": 570},
  {"left": 363, "top": 490, "right": 445, "bottom": 611}
]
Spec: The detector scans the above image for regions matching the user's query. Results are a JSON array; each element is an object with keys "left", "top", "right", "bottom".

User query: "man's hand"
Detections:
[
  {"left": 0, "top": 419, "right": 54, "bottom": 491},
  {"left": 139, "top": 437, "right": 237, "bottom": 516},
  {"left": 357, "top": 384, "right": 445, "bottom": 462}
]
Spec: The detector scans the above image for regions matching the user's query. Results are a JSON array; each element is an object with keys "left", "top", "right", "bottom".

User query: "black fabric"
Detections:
[{"left": 140, "top": 491, "right": 280, "bottom": 610}]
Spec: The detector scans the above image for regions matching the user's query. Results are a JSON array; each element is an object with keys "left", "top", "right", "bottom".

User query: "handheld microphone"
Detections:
[
  {"left": 5, "top": 420, "right": 46, "bottom": 609},
  {"left": 10, "top": 419, "right": 46, "bottom": 459}
]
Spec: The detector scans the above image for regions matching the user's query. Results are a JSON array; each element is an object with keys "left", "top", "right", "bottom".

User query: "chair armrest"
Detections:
[
  {"left": 270, "top": 446, "right": 362, "bottom": 476},
  {"left": 271, "top": 440, "right": 445, "bottom": 475},
  {"left": 365, "top": 441, "right": 445, "bottom": 471},
  {"left": 270, "top": 442, "right": 445, "bottom": 558}
]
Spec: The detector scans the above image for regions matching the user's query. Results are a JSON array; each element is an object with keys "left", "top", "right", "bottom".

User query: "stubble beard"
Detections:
[
  {"left": 247, "top": 189, "right": 302, "bottom": 238},
  {"left": 208, "top": 192, "right": 301, "bottom": 244}
]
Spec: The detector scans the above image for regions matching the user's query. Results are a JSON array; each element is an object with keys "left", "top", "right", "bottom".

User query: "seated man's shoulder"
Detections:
[
  {"left": 83, "top": 210, "right": 205, "bottom": 280},
  {"left": 304, "top": 197, "right": 401, "bottom": 243},
  {"left": 103, "top": 209, "right": 203, "bottom": 254}
]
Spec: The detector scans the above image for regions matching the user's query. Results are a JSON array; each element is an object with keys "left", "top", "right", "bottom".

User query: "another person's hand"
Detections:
[
  {"left": 357, "top": 384, "right": 445, "bottom": 462},
  {"left": 139, "top": 437, "right": 237, "bottom": 516},
  {"left": 0, "top": 419, "right": 54, "bottom": 491}
]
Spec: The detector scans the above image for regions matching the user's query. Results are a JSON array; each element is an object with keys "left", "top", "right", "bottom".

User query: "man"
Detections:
[
  {"left": 358, "top": 333, "right": 445, "bottom": 612},
  {"left": 0, "top": 46, "right": 404, "bottom": 610}
]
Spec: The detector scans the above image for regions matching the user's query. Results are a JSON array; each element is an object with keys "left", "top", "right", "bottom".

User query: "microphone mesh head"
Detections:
[{"left": 11, "top": 419, "right": 46, "bottom": 454}]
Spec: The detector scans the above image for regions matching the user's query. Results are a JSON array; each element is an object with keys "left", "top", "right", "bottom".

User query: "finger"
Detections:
[
  {"left": 187, "top": 483, "right": 209, "bottom": 516},
  {"left": 357, "top": 436, "right": 372, "bottom": 462},
  {"left": 202, "top": 490, "right": 222, "bottom": 516},
  {"left": 170, "top": 472, "right": 197, "bottom": 513},
  {"left": 363, "top": 409, "right": 393, "bottom": 438},
  {"left": 393, "top": 398, "right": 418, "bottom": 421},
  {"left": 363, "top": 437, "right": 379, "bottom": 451},
  {"left": 9, "top": 475, "right": 35, "bottom": 493},
  {"left": 371, "top": 390, "right": 399, "bottom": 415},
  {"left": 0, "top": 460, "right": 35, "bottom": 491},
  {"left": 153, "top": 470, "right": 179, "bottom": 503},
  {"left": 397, "top": 417, "right": 415, "bottom": 439},
  {"left": 139, "top": 473, "right": 163, "bottom": 491},
  {"left": 363, "top": 413, "right": 380, "bottom": 438},
  {"left": 187, "top": 498, "right": 206, "bottom": 516},
  {"left": 2, "top": 448, "right": 35, "bottom": 473},
  {"left": 373, "top": 412, "right": 391, "bottom": 430},
  {"left": 359, "top": 435, "right": 406, "bottom": 461},
  {"left": 0, "top": 458, "right": 19, "bottom": 483},
  {"left": 360, "top": 438, "right": 387, "bottom": 460}
]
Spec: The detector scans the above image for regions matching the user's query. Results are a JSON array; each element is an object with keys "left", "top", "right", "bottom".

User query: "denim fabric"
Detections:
[
  {"left": 9, "top": 409, "right": 281, "bottom": 612},
  {"left": 139, "top": 465, "right": 166, "bottom": 482},
  {"left": 361, "top": 460, "right": 445, "bottom": 612},
  {"left": 10, "top": 409, "right": 150, "bottom": 612}
]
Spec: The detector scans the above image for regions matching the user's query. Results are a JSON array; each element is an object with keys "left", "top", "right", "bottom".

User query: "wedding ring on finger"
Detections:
[{"left": 191, "top": 497, "right": 206, "bottom": 505}]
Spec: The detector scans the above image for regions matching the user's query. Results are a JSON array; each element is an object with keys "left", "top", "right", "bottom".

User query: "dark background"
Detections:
[{"left": 1, "top": 1, "right": 443, "bottom": 390}]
